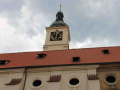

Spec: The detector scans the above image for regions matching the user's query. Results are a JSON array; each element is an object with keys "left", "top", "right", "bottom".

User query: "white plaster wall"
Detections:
[
  {"left": 0, "top": 68, "right": 25, "bottom": 90},
  {"left": 43, "top": 44, "right": 69, "bottom": 51},
  {"left": 45, "top": 27, "right": 70, "bottom": 45},
  {"left": 88, "top": 80, "right": 100, "bottom": 90},
  {"left": 87, "top": 69, "right": 97, "bottom": 75},
  {"left": 45, "top": 28, "right": 69, "bottom": 45},
  {"left": 0, "top": 75, "right": 7, "bottom": 90},
  {"left": 61, "top": 70, "right": 88, "bottom": 90},
  {"left": 0, "top": 65, "right": 100, "bottom": 90},
  {"left": 47, "top": 82, "right": 60, "bottom": 90},
  {"left": 24, "top": 72, "right": 50, "bottom": 90},
  {"left": 24, "top": 65, "right": 99, "bottom": 90}
]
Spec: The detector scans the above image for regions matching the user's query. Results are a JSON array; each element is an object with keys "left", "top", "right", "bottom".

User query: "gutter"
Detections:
[
  {"left": 0, "top": 62, "right": 120, "bottom": 70},
  {"left": 23, "top": 68, "right": 27, "bottom": 90}
]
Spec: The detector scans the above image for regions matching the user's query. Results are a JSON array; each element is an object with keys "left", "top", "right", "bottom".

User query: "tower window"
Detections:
[
  {"left": 102, "top": 49, "right": 109, "bottom": 54},
  {"left": 37, "top": 54, "right": 46, "bottom": 58},
  {"left": 73, "top": 57, "right": 80, "bottom": 62}
]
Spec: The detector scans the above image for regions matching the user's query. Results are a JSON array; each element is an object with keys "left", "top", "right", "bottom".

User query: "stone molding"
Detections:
[
  {"left": 5, "top": 78, "right": 22, "bottom": 85},
  {"left": 87, "top": 74, "right": 99, "bottom": 80},
  {"left": 48, "top": 75, "right": 61, "bottom": 82}
]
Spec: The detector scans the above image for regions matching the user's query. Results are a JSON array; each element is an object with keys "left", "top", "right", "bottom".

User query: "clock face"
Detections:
[{"left": 50, "top": 31, "right": 63, "bottom": 41}]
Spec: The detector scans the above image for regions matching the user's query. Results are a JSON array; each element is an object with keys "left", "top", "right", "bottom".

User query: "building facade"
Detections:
[{"left": 0, "top": 10, "right": 120, "bottom": 90}]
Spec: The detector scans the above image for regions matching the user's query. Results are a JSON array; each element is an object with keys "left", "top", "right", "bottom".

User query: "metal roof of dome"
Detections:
[
  {"left": 49, "top": 10, "right": 68, "bottom": 27},
  {"left": 56, "top": 10, "right": 63, "bottom": 15},
  {"left": 49, "top": 21, "right": 68, "bottom": 27}
]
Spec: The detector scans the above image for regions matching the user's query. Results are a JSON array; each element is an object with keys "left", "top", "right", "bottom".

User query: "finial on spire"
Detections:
[{"left": 60, "top": 3, "right": 61, "bottom": 10}]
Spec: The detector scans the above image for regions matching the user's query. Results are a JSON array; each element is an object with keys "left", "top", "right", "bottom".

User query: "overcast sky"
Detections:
[{"left": 0, "top": 0, "right": 120, "bottom": 53}]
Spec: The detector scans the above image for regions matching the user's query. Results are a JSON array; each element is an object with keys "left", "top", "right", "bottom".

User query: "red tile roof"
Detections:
[
  {"left": 5, "top": 78, "right": 22, "bottom": 85},
  {"left": 0, "top": 46, "right": 120, "bottom": 69}
]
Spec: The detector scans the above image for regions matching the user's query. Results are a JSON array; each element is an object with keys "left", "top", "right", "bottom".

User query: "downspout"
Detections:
[{"left": 23, "top": 68, "right": 27, "bottom": 90}]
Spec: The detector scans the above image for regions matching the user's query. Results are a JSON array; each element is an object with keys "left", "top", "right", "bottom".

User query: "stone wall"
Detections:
[{"left": 97, "top": 64, "right": 120, "bottom": 90}]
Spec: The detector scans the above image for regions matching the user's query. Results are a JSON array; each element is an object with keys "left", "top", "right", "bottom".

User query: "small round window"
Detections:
[
  {"left": 33, "top": 80, "right": 42, "bottom": 87},
  {"left": 106, "top": 76, "right": 116, "bottom": 83},
  {"left": 69, "top": 78, "right": 79, "bottom": 85}
]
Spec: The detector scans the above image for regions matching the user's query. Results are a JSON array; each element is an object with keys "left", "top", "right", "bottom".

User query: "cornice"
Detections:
[
  {"left": 0, "top": 68, "right": 25, "bottom": 74},
  {"left": 26, "top": 65, "right": 99, "bottom": 73},
  {"left": 46, "top": 26, "right": 69, "bottom": 30}
]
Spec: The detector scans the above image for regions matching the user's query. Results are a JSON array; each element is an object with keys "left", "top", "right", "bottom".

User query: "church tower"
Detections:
[{"left": 43, "top": 7, "right": 71, "bottom": 51}]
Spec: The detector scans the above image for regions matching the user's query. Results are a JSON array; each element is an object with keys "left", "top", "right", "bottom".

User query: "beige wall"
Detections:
[
  {"left": 45, "top": 28, "right": 69, "bottom": 45},
  {"left": 0, "top": 65, "right": 101, "bottom": 90},
  {"left": 97, "top": 64, "right": 120, "bottom": 90},
  {"left": 43, "top": 26, "right": 70, "bottom": 51},
  {"left": 47, "top": 82, "right": 60, "bottom": 90},
  {"left": 87, "top": 65, "right": 100, "bottom": 90},
  {"left": 24, "top": 65, "right": 99, "bottom": 90},
  {"left": 88, "top": 80, "right": 100, "bottom": 90},
  {"left": 0, "top": 68, "right": 25, "bottom": 90},
  {"left": 43, "top": 44, "right": 69, "bottom": 51},
  {"left": 0, "top": 75, "right": 7, "bottom": 90}
]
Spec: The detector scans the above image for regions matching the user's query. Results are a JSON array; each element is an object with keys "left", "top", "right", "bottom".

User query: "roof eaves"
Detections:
[{"left": 0, "top": 62, "right": 120, "bottom": 70}]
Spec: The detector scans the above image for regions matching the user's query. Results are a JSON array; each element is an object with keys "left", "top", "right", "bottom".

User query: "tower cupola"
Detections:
[
  {"left": 43, "top": 5, "right": 70, "bottom": 51},
  {"left": 49, "top": 10, "right": 68, "bottom": 27},
  {"left": 56, "top": 10, "right": 64, "bottom": 21}
]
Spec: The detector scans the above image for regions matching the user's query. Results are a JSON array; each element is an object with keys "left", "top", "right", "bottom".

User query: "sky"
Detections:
[{"left": 0, "top": 0, "right": 120, "bottom": 53}]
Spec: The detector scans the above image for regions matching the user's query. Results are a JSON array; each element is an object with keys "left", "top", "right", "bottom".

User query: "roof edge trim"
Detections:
[{"left": 0, "top": 62, "right": 120, "bottom": 70}]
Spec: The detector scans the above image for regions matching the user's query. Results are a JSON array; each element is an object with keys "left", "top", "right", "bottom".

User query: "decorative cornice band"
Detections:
[
  {"left": 5, "top": 78, "right": 22, "bottom": 85},
  {"left": 87, "top": 74, "right": 99, "bottom": 80},
  {"left": 47, "top": 75, "right": 61, "bottom": 82}
]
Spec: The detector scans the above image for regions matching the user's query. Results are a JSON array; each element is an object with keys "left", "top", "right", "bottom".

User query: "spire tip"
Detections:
[{"left": 60, "top": 3, "right": 61, "bottom": 10}]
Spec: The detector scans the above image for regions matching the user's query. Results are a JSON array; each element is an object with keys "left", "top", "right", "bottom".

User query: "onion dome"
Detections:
[{"left": 49, "top": 10, "right": 68, "bottom": 27}]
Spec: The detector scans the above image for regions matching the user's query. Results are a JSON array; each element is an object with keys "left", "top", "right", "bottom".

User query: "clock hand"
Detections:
[{"left": 55, "top": 32, "right": 59, "bottom": 39}]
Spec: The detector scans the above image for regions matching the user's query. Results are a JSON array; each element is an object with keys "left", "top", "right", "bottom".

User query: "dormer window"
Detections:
[
  {"left": 0, "top": 60, "right": 10, "bottom": 65},
  {"left": 73, "top": 57, "right": 80, "bottom": 62},
  {"left": 37, "top": 54, "right": 46, "bottom": 58},
  {"left": 102, "top": 49, "right": 109, "bottom": 54}
]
